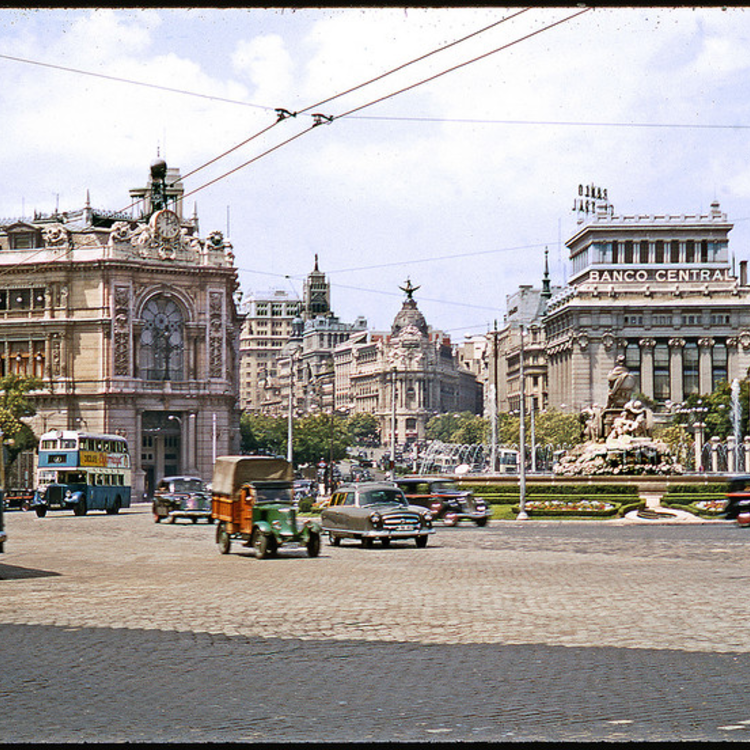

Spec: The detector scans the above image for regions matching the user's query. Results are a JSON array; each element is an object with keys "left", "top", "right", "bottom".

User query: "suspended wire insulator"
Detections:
[
  {"left": 311, "top": 114, "right": 334, "bottom": 127},
  {"left": 275, "top": 108, "right": 297, "bottom": 121}
]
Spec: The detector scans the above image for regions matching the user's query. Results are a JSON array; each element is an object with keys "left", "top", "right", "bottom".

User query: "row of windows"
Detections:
[
  {"left": 254, "top": 302, "right": 300, "bottom": 317},
  {"left": 0, "top": 288, "right": 46, "bottom": 311},
  {"left": 624, "top": 339, "right": 728, "bottom": 399},
  {"left": 593, "top": 239, "right": 725, "bottom": 265}
]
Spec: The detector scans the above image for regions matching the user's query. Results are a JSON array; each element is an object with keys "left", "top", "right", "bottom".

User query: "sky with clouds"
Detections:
[{"left": 2, "top": 6, "right": 750, "bottom": 338}]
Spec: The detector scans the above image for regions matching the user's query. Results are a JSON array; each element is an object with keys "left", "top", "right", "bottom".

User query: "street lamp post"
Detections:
[
  {"left": 517, "top": 325, "right": 528, "bottom": 520},
  {"left": 390, "top": 367, "right": 397, "bottom": 482}
]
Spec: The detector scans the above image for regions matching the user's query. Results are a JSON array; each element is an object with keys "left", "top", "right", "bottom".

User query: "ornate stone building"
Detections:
[
  {"left": 0, "top": 159, "right": 243, "bottom": 498},
  {"left": 334, "top": 281, "right": 482, "bottom": 445},
  {"left": 545, "top": 200, "right": 750, "bottom": 411}
]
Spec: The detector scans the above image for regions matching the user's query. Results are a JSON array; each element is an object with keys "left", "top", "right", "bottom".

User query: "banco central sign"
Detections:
[{"left": 586, "top": 267, "right": 732, "bottom": 284}]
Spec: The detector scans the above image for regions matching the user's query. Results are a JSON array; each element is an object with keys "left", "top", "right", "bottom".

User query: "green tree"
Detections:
[
  {"left": 346, "top": 412, "right": 380, "bottom": 446},
  {"left": 426, "top": 412, "right": 487, "bottom": 443},
  {"left": 239, "top": 412, "right": 287, "bottom": 456},
  {"left": 0, "top": 374, "right": 42, "bottom": 465},
  {"left": 496, "top": 409, "right": 583, "bottom": 447},
  {"left": 293, "top": 413, "right": 350, "bottom": 466},
  {"left": 674, "top": 382, "right": 738, "bottom": 440}
]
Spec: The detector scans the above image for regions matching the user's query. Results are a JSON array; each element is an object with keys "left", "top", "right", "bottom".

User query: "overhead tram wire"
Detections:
[
  {"left": 114, "top": 11, "right": 529, "bottom": 213},
  {"left": 166, "top": 9, "right": 533, "bottom": 194},
  {"left": 178, "top": 8, "right": 591, "bottom": 203},
  {"left": 296, "top": 7, "right": 532, "bottom": 116},
  {"left": 335, "top": 6, "right": 591, "bottom": 121}
]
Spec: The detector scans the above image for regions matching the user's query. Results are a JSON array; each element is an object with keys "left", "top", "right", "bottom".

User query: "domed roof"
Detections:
[
  {"left": 150, "top": 158, "right": 167, "bottom": 180},
  {"left": 391, "top": 299, "right": 427, "bottom": 337}
]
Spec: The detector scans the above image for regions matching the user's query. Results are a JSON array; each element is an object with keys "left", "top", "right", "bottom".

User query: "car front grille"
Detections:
[{"left": 382, "top": 512, "right": 420, "bottom": 529}]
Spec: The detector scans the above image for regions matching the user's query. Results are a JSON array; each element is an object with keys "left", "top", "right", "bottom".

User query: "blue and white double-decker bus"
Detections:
[{"left": 33, "top": 430, "right": 132, "bottom": 517}]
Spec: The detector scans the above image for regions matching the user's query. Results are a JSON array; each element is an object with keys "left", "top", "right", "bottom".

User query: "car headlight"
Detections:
[{"left": 369, "top": 512, "right": 382, "bottom": 529}]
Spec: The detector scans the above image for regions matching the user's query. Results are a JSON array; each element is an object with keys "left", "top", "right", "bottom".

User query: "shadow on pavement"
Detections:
[{"left": 0, "top": 563, "right": 61, "bottom": 580}]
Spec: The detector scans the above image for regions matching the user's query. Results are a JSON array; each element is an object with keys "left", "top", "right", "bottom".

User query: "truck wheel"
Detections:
[
  {"left": 73, "top": 499, "right": 87, "bottom": 516},
  {"left": 35, "top": 506, "right": 47, "bottom": 518},
  {"left": 217, "top": 523, "right": 231, "bottom": 554},
  {"left": 253, "top": 528, "right": 271, "bottom": 559},
  {"left": 106, "top": 498, "right": 121, "bottom": 515},
  {"left": 307, "top": 532, "right": 321, "bottom": 558}
]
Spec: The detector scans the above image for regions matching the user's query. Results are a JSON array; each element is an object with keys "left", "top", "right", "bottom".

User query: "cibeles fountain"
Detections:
[{"left": 554, "top": 355, "right": 682, "bottom": 477}]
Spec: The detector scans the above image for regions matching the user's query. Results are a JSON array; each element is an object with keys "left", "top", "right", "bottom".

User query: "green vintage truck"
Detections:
[{"left": 211, "top": 456, "right": 321, "bottom": 559}]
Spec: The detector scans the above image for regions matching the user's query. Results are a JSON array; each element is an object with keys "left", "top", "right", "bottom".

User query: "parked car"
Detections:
[
  {"left": 211, "top": 456, "right": 321, "bottom": 559},
  {"left": 725, "top": 475, "right": 750, "bottom": 526},
  {"left": 153, "top": 476, "right": 213, "bottom": 524},
  {"left": 395, "top": 477, "right": 491, "bottom": 527},
  {"left": 320, "top": 481, "right": 434, "bottom": 548}
]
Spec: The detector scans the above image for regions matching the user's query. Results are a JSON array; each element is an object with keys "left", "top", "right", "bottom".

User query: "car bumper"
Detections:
[
  {"left": 361, "top": 528, "right": 434, "bottom": 538},
  {"left": 167, "top": 510, "right": 212, "bottom": 519}
]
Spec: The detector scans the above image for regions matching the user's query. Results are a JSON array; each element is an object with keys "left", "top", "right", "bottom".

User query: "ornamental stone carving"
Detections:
[
  {"left": 698, "top": 337, "right": 715, "bottom": 349},
  {"left": 601, "top": 331, "right": 616, "bottom": 350},
  {"left": 739, "top": 331, "right": 750, "bottom": 350},
  {"left": 113, "top": 285, "right": 131, "bottom": 377},
  {"left": 638, "top": 337, "right": 656, "bottom": 349},
  {"left": 209, "top": 291, "right": 223, "bottom": 378},
  {"left": 668, "top": 337, "right": 686, "bottom": 349},
  {"left": 42, "top": 223, "right": 70, "bottom": 248}
]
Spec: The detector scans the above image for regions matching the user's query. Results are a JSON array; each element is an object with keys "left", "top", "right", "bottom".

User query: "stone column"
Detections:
[
  {"left": 744, "top": 436, "right": 750, "bottom": 473},
  {"left": 727, "top": 337, "right": 741, "bottom": 383},
  {"left": 639, "top": 338, "right": 656, "bottom": 400},
  {"left": 698, "top": 337, "right": 714, "bottom": 394},
  {"left": 669, "top": 338, "right": 685, "bottom": 404},
  {"left": 710, "top": 435, "right": 721, "bottom": 473}
]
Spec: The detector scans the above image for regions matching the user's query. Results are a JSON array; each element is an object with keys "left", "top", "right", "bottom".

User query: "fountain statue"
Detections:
[{"left": 555, "top": 358, "right": 682, "bottom": 476}]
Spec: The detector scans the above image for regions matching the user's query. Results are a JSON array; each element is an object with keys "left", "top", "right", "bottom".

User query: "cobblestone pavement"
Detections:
[{"left": 2, "top": 506, "right": 750, "bottom": 742}]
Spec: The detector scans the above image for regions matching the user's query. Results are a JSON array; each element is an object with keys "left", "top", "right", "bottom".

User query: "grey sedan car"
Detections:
[{"left": 320, "top": 482, "right": 434, "bottom": 548}]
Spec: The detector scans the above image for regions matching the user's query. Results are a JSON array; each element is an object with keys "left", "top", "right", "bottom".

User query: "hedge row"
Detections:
[
  {"left": 460, "top": 483, "right": 640, "bottom": 497},
  {"left": 665, "top": 483, "right": 728, "bottom": 494},
  {"left": 511, "top": 503, "right": 621, "bottom": 518}
]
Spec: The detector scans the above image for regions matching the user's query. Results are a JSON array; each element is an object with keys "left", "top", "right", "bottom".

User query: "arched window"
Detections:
[{"left": 139, "top": 296, "right": 184, "bottom": 381}]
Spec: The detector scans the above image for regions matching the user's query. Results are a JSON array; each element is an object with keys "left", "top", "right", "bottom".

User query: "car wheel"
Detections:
[
  {"left": 73, "top": 498, "right": 87, "bottom": 516},
  {"left": 191, "top": 517, "right": 198, "bottom": 524},
  {"left": 207, "top": 517, "right": 215, "bottom": 524},
  {"left": 415, "top": 535, "right": 428, "bottom": 548},
  {"left": 329, "top": 533, "right": 340, "bottom": 546},
  {"left": 217, "top": 523, "right": 231, "bottom": 554},
  {"left": 154, "top": 514, "right": 161, "bottom": 523},
  {"left": 307, "top": 532, "right": 321, "bottom": 558},
  {"left": 35, "top": 506, "right": 47, "bottom": 518},
  {"left": 475, "top": 516, "right": 488, "bottom": 527},
  {"left": 380, "top": 537, "right": 391, "bottom": 547},
  {"left": 361, "top": 537, "right": 374, "bottom": 548},
  {"left": 167, "top": 515, "right": 176, "bottom": 524}
]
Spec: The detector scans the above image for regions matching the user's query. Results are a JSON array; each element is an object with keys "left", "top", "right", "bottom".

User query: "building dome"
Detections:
[
  {"left": 391, "top": 298, "right": 428, "bottom": 337},
  {"left": 150, "top": 158, "right": 167, "bottom": 180}
]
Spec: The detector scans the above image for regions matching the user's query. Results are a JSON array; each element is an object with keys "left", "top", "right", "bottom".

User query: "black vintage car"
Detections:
[
  {"left": 321, "top": 482, "right": 433, "bottom": 548},
  {"left": 725, "top": 475, "right": 750, "bottom": 526},
  {"left": 395, "top": 477, "right": 491, "bottom": 527},
  {"left": 153, "top": 476, "right": 213, "bottom": 524}
]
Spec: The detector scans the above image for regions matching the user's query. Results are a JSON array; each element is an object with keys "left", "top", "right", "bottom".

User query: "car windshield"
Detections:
[
  {"left": 432, "top": 481, "right": 459, "bottom": 491},
  {"left": 255, "top": 486, "right": 294, "bottom": 505},
  {"left": 172, "top": 479, "right": 205, "bottom": 493},
  {"left": 360, "top": 489, "right": 407, "bottom": 507}
]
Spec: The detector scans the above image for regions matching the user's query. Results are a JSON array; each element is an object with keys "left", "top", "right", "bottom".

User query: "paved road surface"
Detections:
[{"left": 2, "top": 506, "right": 750, "bottom": 742}]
